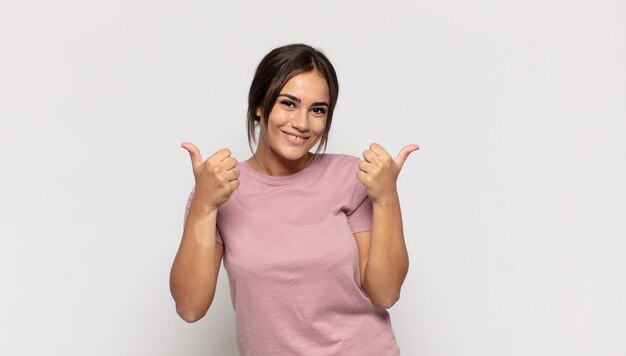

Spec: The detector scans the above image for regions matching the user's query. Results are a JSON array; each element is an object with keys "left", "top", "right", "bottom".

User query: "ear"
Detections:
[{"left": 256, "top": 107, "right": 262, "bottom": 118}]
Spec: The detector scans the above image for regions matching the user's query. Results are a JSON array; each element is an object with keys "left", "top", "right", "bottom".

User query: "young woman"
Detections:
[{"left": 170, "top": 43, "right": 419, "bottom": 355}]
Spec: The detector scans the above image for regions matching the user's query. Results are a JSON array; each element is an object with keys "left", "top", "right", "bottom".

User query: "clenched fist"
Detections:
[
  {"left": 181, "top": 142, "right": 240, "bottom": 211},
  {"left": 357, "top": 143, "right": 419, "bottom": 204}
]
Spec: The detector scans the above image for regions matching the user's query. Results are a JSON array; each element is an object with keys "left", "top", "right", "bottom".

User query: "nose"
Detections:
[{"left": 290, "top": 109, "right": 310, "bottom": 131}]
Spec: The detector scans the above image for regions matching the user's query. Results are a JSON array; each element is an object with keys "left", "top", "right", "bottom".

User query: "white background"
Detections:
[{"left": 1, "top": 0, "right": 625, "bottom": 355}]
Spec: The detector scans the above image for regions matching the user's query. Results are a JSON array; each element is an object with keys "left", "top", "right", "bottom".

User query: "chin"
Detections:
[
  {"left": 275, "top": 146, "right": 312, "bottom": 161},
  {"left": 273, "top": 137, "right": 319, "bottom": 160}
]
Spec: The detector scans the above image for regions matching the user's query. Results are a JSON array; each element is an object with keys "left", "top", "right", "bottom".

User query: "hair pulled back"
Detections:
[{"left": 247, "top": 44, "right": 339, "bottom": 153}]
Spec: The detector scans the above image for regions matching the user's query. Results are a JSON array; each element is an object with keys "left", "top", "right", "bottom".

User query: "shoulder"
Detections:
[
  {"left": 313, "top": 153, "right": 361, "bottom": 188},
  {"left": 315, "top": 153, "right": 359, "bottom": 169}
]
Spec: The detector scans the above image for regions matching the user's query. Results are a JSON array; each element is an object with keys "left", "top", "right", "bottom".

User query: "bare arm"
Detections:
[
  {"left": 170, "top": 204, "right": 224, "bottom": 323},
  {"left": 170, "top": 143, "right": 239, "bottom": 322},
  {"left": 355, "top": 195, "right": 408, "bottom": 309},
  {"left": 356, "top": 142, "right": 419, "bottom": 309}
]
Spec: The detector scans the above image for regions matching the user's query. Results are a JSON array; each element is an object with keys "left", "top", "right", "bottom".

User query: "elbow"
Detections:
[
  {"left": 372, "top": 295, "right": 399, "bottom": 310},
  {"left": 176, "top": 305, "right": 207, "bottom": 323},
  {"left": 362, "top": 278, "right": 403, "bottom": 309},
  {"left": 369, "top": 291, "right": 401, "bottom": 310}
]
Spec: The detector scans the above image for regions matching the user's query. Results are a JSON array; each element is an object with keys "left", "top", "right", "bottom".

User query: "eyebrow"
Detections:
[{"left": 278, "top": 93, "right": 329, "bottom": 107}]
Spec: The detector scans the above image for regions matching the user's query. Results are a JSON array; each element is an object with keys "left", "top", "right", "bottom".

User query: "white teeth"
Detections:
[{"left": 289, "top": 134, "right": 305, "bottom": 141}]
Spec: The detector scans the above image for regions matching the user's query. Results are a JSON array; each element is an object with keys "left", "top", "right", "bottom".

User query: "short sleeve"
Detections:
[
  {"left": 346, "top": 178, "right": 373, "bottom": 234},
  {"left": 184, "top": 187, "right": 223, "bottom": 244}
]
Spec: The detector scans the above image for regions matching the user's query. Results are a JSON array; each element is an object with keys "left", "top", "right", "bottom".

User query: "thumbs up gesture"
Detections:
[
  {"left": 357, "top": 143, "right": 419, "bottom": 204},
  {"left": 181, "top": 142, "right": 241, "bottom": 211}
]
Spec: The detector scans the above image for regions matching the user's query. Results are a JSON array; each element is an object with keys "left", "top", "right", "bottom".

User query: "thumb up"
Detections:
[{"left": 181, "top": 142, "right": 240, "bottom": 210}]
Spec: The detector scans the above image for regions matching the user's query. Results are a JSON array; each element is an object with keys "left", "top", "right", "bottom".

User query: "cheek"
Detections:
[{"left": 313, "top": 119, "right": 327, "bottom": 135}]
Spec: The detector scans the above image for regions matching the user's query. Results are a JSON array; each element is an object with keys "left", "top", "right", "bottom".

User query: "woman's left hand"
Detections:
[{"left": 357, "top": 143, "right": 420, "bottom": 204}]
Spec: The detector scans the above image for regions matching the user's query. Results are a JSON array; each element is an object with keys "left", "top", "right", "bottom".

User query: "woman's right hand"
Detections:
[{"left": 181, "top": 142, "right": 240, "bottom": 211}]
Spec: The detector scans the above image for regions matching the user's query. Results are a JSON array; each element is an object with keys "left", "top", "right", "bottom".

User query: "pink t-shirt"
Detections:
[{"left": 185, "top": 154, "right": 400, "bottom": 355}]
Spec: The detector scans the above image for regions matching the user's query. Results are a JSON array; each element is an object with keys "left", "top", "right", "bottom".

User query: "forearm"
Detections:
[
  {"left": 363, "top": 194, "right": 409, "bottom": 308},
  {"left": 169, "top": 202, "right": 220, "bottom": 322}
]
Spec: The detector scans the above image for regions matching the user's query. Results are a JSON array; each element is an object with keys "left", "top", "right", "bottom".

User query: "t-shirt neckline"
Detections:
[{"left": 241, "top": 154, "right": 324, "bottom": 186}]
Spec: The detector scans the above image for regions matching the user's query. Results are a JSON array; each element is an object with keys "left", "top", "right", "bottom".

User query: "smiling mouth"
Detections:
[{"left": 281, "top": 131, "right": 309, "bottom": 145}]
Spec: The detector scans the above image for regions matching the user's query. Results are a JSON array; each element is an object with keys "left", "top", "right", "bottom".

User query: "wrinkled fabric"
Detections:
[{"left": 185, "top": 154, "right": 400, "bottom": 356}]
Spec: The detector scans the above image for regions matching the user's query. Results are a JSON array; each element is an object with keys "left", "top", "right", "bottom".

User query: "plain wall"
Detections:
[{"left": 1, "top": 0, "right": 624, "bottom": 355}]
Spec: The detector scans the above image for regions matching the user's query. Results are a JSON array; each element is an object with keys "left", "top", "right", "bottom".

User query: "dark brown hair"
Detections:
[{"left": 247, "top": 44, "right": 339, "bottom": 153}]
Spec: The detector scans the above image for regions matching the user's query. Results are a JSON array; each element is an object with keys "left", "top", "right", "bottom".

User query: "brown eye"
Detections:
[
  {"left": 281, "top": 100, "right": 296, "bottom": 108},
  {"left": 312, "top": 107, "right": 327, "bottom": 115}
]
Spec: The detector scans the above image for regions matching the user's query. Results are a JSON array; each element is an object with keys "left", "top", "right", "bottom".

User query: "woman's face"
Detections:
[{"left": 257, "top": 70, "right": 330, "bottom": 164}]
